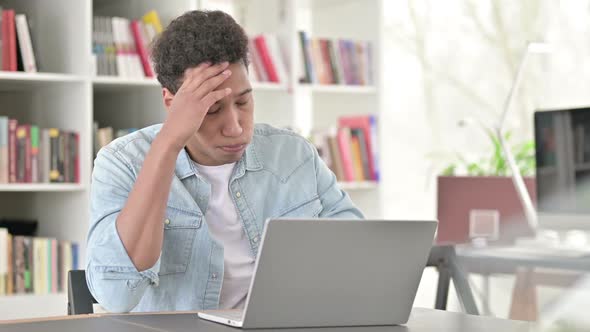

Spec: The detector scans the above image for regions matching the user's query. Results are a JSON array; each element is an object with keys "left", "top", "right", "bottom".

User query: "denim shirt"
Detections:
[{"left": 86, "top": 123, "right": 364, "bottom": 313}]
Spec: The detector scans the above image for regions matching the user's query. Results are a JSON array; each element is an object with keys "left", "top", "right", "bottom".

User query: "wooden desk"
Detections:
[{"left": 0, "top": 308, "right": 531, "bottom": 332}]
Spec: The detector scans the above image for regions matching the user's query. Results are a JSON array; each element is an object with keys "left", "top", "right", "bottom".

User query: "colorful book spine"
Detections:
[
  {"left": 254, "top": 35, "right": 279, "bottom": 83},
  {"left": 336, "top": 127, "right": 355, "bottom": 181},
  {"left": 30, "top": 125, "right": 39, "bottom": 183},
  {"left": 338, "top": 115, "right": 379, "bottom": 181},
  {"left": 0, "top": 116, "right": 7, "bottom": 183},
  {"left": 49, "top": 128, "right": 60, "bottom": 183},
  {"left": 8, "top": 119, "right": 16, "bottom": 182}
]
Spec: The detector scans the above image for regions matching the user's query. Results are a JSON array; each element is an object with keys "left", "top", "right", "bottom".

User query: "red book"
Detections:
[
  {"left": 253, "top": 35, "right": 279, "bottom": 83},
  {"left": 130, "top": 20, "right": 154, "bottom": 77},
  {"left": 74, "top": 132, "right": 80, "bottom": 183},
  {"left": 336, "top": 127, "right": 355, "bottom": 182},
  {"left": 338, "top": 115, "right": 379, "bottom": 181},
  {"left": 8, "top": 119, "right": 17, "bottom": 182},
  {"left": 1, "top": 10, "right": 9, "bottom": 70},
  {"left": 63, "top": 132, "right": 69, "bottom": 182},
  {"left": 5, "top": 10, "right": 17, "bottom": 71}
]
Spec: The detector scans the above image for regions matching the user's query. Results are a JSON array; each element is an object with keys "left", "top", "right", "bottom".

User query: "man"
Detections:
[{"left": 87, "top": 10, "right": 363, "bottom": 313}]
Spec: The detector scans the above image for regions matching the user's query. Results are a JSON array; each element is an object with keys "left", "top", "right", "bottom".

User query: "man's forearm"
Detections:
[{"left": 116, "top": 133, "right": 181, "bottom": 271}]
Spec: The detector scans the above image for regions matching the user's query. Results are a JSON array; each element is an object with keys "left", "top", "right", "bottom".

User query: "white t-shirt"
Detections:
[{"left": 194, "top": 162, "right": 255, "bottom": 309}]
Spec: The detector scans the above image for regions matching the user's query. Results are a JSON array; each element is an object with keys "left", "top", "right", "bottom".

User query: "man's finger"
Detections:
[
  {"left": 178, "top": 62, "right": 211, "bottom": 92},
  {"left": 201, "top": 88, "right": 232, "bottom": 110},
  {"left": 185, "top": 62, "right": 229, "bottom": 92},
  {"left": 193, "top": 69, "right": 232, "bottom": 99}
]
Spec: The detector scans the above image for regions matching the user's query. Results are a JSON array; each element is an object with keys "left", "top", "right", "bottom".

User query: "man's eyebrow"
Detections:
[
  {"left": 214, "top": 88, "right": 253, "bottom": 104},
  {"left": 237, "top": 88, "right": 253, "bottom": 97}
]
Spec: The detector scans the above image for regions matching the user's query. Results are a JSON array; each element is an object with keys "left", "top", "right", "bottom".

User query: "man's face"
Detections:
[{"left": 165, "top": 62, "right": 255, "bottom": 166}]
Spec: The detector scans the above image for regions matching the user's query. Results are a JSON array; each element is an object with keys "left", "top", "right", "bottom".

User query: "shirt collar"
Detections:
[{"left": 174, "top": 141, "right": 263, "bottom": 180}]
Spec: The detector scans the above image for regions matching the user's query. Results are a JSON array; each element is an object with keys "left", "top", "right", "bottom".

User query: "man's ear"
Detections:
[{"left": 162, "top": 88, "right": 174, "bottom": 111}]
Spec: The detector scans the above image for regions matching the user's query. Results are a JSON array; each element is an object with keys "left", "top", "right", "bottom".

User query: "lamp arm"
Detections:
[
  {"left": 497, "top": 44, "right": 539, "bottom": 230},
  {"left": 497, "top": 128, "right": 539, "bottom": 230}
]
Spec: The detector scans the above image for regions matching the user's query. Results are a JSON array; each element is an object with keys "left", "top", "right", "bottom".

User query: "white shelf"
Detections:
[
  {"left": 338, "top": 181, "right": 379, "bottom": 190},
  {"left": 300, "top": 84, "right": 377, "bottom": 94},
  {"left": 0, "top": 292, "right": 67, "bottom": 320},
  {"left": 0, "top": 184, "right": 86, "bottom": 192},
  {"left": 92, "top": 76, "right": 160, "bottom": 90},
  {"left": 576, "top": 163, "right": 590, "bottom": 172}
]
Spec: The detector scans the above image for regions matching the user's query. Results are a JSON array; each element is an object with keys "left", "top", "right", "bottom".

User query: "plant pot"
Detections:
[{"left": 436, "top": 175, "right": 537, "bottom": 246}]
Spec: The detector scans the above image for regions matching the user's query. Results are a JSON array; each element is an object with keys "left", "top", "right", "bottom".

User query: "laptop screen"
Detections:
[{"left": 535, "top": 107, "right": 590, "bottom": 214}]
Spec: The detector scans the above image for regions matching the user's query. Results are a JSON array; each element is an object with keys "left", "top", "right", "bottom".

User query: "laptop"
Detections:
[{"left": 198, "top": 218, "right": 438, "bottom": 329}]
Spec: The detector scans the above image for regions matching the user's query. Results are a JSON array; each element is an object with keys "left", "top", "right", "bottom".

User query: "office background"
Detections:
[{"left": 0, "top": 0, "right": 589, "bottom": 324}]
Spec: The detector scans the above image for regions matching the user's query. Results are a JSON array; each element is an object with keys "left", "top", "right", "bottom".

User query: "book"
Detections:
[
  {"left": 6, "top": 232, "right": 12, "bottom": 294},
  {"left": 13, "top": 236, "right": 25, "bottom": 293},
  {"left": 30, "top": 125, "right": 39, "bottom": 183},
  {"left": 8, "top": 119, "right": 17, "bottom": 182},
  {"left": 50, "top": 238, "right": 57, "bottom": 293},
  {"left": 1, "top": 9, "right": 16, "bottom": 71},
  {"left": 351, "top": 128, "right": 371, "bottom": 181},
  {"left": 0, "top": 228, "right": 7, "bottom": 295},
  {"left": 131, "top": 20, "right": 154, "bottom": 77},
  {"left": 39, "top": 128, "right": 50, "bottom": 183},
  {"left": 15, "top": 124, "right": 29, "bottom": 183},
  {"left": 338, "top": 115, "right": 379, "bottom": 181},
  {"left": 0, "top": 116, "right": 7, "bottom": 183},
  {"left": 263, "top": 34, "right": 288, "bottom": 85},
  {"left": 248, "top": 38, "right": 267, "bottom": 82},
  {"left": 298, "top": 31, "right": 314, "bottom": 83},
  {"left": 49, "top": 128, "right": 60, "bottom": 183},
  {"left": 32, "top": 237, "right": 43, "bottom": 294},
  {"left": 336, "top": 127, "right": 355, "bottom": 182},
  {"left": 327, "top": 133, "right": 345, "bottom": 181},
  {"left": 23, "top": 236, "right": 32, "bottom": 293},
  {"left": 72, "top": 132, "right": 79, "bottom": 183},
  {"left": 14, "top": 14, "right": 37, "bottom": 73},
  {"left": 1, "top": 235, "right": 78, "bottom": 295},
  {"left": 349, "top": 134, "right": 364, "bottom": 181},
  {"left": 253, "top": 35, "right": 279, "bottom": 83}
]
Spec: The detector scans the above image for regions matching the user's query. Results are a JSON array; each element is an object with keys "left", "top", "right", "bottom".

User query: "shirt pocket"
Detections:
[
  {"left": 275, "top": 196, "right": 323, "bottom": 218},
  {"left": 159, "top": 207, "right": 202, "bottom": 276}
]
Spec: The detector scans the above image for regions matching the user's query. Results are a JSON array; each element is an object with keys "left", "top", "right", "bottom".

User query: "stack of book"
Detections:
[
  {"left": 298, "top": 31, "right": 373, "bottom": 86},
  {"left": 0, "top": 228, "right": 79, "bottom": 296},
  {"left": 92, "top": 10, "right": 162, "bottom": 78},
  {"left": 0, "top": 117, "right": 80, "bottom": 184},
  {"left": 248, "top": 34, "right": 288, "bottom": 85},
  {"left": 311, "top": 115, "right": 379, "bottom": 183},
  {"left": 0, "top": 8, "right": 37, "bottom": 73}
]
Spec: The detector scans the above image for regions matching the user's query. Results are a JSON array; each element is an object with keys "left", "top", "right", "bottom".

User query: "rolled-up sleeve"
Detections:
[
  {"left": 311, "top": 142, "right": 365, "bottom": 219},
  {"left": 86, "top": 148, "right": 160, "bottom": 313}
]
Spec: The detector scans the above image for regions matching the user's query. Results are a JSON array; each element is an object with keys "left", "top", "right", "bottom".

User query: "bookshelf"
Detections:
[
  {"left": 0, "top": 184, "right": 85, "bottom": 192},
  {"left": 0, "top": 0, "right": 384, "bottom": 320}
]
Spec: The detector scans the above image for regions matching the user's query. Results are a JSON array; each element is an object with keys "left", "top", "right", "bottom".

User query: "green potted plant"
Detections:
[{"left": 435, "top": 126, "right": 537, "bottom": 245}]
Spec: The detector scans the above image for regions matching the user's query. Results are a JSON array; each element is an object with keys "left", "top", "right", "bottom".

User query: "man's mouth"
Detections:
[{"left": 219, "top": 144, "right": 247, "bottom": 153}]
